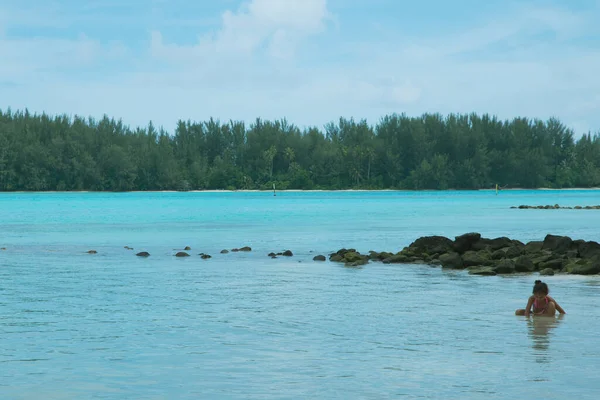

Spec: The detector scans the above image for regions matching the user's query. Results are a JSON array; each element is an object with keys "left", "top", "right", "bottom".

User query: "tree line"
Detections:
[{"left": 0, "top": 108, "right": 598, "bottom": 191}]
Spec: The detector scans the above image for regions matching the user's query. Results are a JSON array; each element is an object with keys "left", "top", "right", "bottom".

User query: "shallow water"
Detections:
[{"left": 1, "top": 190, "right": 600, "bottom": 399}]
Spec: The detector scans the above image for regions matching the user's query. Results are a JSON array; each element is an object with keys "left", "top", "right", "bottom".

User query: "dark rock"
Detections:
[
  {"left": 220, "top": 249, "right": 229, "bottom": 254},
  {"left": 239, "top": 246, "right": 252, "bottom": 252},
  {"left": 336, "top": 248, "right": 350, "bottom": 254},
  {"left": 124, "top": 246, "right": 134, "bottom": 250},
  {"left": 231, "top": 248, "right": 239, "bottom": 252},
  {"left": 87, "top": 250, "right": 97, "bottom": 254},
  {"left": 268, "top": 252, "right": 276, "bottom": 257},
  {"left": 184, "top": 246, "right": 191, "bottom": 251},
  {"left": 343, "top": 251, "right": 364, "bottom": 263},
  {"left": 348, "top": 257, "right": 369, "bottom": 266},
  {"left": 539, "top": 268, "right": 554, "bottom": 276},
  {"left": 382, "top": 254, "right": 412, "bottom": 264},
  {"left": 538, "top": 259, "right": 564, "bottom": 270},
  {"left": 330, "top": 254, "right": 343, "bottom": 262},
  {"left": 313, "top": 255, "right": 326, "bottom": 261},
  {"left": 491, "top": 249, "right": 506, "bottom": 260},
  {"left": 565, "top": 250, "right": 579, "bottom": 259},
  {"left": 136, "top": 251, "right": 150, "bottom": 257},
  {"left": 487, "top": 237, "right": 514, "bottom": 251},
  {"left": 0, "top": 247, "right": 6, "bottom": 250},
  {"left": 368, "top": 251, "right": 394, "bottom": 261},
  {"left": 504, "top": 246, "right": 521, "bottom": 258},
  {"left": 453, "top": 232, "right": 481, "bottom": 253},
  {"left": 462, "top": 250, "right": 492, "bottom": 267},
  {"left": 282, "top": 250, "right": 293, "bottom": 257},
  {"left": 522, "top": 241, "right": 544, "bottom": 254},
  {"left": 200, "top": 253, "right": 212, "bottom": 259},
  {"left": 542, "top": 234, "right": 573, "bottom": 253},
  {"left": 493, "top": 259, "right": 515, "bottom": 274},
  {"left": 175, "top": 252, "right": 190, "bottom": 257},
  {"left": 438, "top": 252, "right": 464, "bottom": 269},
  {"left": 327, "top": 249, "right": 370, "bottom": 266},
  {"left": 577, "top": 241, "right": 600, "bottom": 260},
  {"left": 530, "top": 253, "right": 554, "bottom": 266},
  {"left": 407, "top": 235, "right": 454, "bottom": 255},
  {"left": 514, "top": 256, "right": 535, "bottom": 272},
  {"left": 569, "top": 261, "right": 600, "bottom": 275}
]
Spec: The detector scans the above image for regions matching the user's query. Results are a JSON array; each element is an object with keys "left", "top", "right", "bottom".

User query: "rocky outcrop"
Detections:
[
  {"left": 327, "top": 232, "right": 600, "bottom": 275},
  {"left": 329, "top": 248, "right": 369, "bottom": 267},
  {"left": 511, "top": 204, "right": 600, "bottom": 210}
]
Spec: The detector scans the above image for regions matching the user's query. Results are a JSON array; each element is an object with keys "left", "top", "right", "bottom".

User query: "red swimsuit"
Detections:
[{"left": 533, "top": 297, "right": 549, "bottom": 314}]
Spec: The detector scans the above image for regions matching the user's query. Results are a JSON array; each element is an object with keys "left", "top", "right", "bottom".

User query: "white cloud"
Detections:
[{"left": 150, "top": 0, "right": 330, "bottom": 61}]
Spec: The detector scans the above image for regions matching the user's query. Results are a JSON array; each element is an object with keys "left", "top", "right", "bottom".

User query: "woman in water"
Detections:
[{"left": 515, "top": 280, "right": 566, "bottom": 317}]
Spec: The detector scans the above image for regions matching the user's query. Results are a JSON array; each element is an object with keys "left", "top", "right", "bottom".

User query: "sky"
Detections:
[{"left": 0, "top": 0, "right": 599, "bottom": 135}]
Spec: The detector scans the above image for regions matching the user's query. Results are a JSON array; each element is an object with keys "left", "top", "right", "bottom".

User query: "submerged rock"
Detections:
[
  {"left": 175, "top": 251, "right": 190, "bottom": 257},
  {"left": 313, "top": 255, "right": 326, "bottom": 261},
  {"left": 87, "top": 250, "right": 97, "bottom": 254},
  {"left": 468, "top": 266, "right": 497, "bottom": 276},
  {"left": 136, "top": 251, "right": 150, "bottom": 257}
]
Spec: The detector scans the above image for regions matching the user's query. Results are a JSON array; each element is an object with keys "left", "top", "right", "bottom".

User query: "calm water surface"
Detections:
[{"left": 1, "top": 190, "right": 600, "bottom": 399}]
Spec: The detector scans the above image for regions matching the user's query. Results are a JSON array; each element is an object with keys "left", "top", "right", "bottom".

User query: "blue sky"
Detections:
[{"left": 1, "top": 0, "right": 599, "bottom": 135}]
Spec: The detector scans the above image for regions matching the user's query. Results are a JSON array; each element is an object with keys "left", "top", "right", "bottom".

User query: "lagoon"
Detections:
[{"left": 1, "top": 190, "right": 600, "bottom": 399}]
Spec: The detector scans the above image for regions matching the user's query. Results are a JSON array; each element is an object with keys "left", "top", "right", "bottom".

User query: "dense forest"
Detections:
[{"left": 0, "top": 108, "right": 599, "bottom": 191}]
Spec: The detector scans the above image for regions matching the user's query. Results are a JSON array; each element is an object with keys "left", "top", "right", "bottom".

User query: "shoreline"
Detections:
[{"left": 1, "top": 187, "right": 600, "bottom": 194}]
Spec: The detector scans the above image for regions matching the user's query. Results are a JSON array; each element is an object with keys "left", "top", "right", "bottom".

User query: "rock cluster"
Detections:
[
  {"left": 329, "top": 233, "right": 600, "bottom": 275},
  {"left": 511, "top": 204, "right": 600, "bottom": 210}
]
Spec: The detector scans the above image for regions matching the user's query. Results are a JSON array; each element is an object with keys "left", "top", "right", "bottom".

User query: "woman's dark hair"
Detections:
[{"left": 533, "top": 280, "right": 549, "bottom": 295}]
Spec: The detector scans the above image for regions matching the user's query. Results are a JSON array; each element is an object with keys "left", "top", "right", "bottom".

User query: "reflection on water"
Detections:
[{"left": 527, "top": 315, "right": 564, "bottom": 364}]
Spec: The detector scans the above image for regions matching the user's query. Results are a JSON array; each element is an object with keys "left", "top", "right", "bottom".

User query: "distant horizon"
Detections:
[{"left": 1, "top": 0, "right": 599, "bottom": 136}]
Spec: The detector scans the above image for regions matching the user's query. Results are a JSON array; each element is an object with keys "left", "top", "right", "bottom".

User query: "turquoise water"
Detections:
[{"left": 2, "top": 190, "right": 600, "bottom": 399}]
